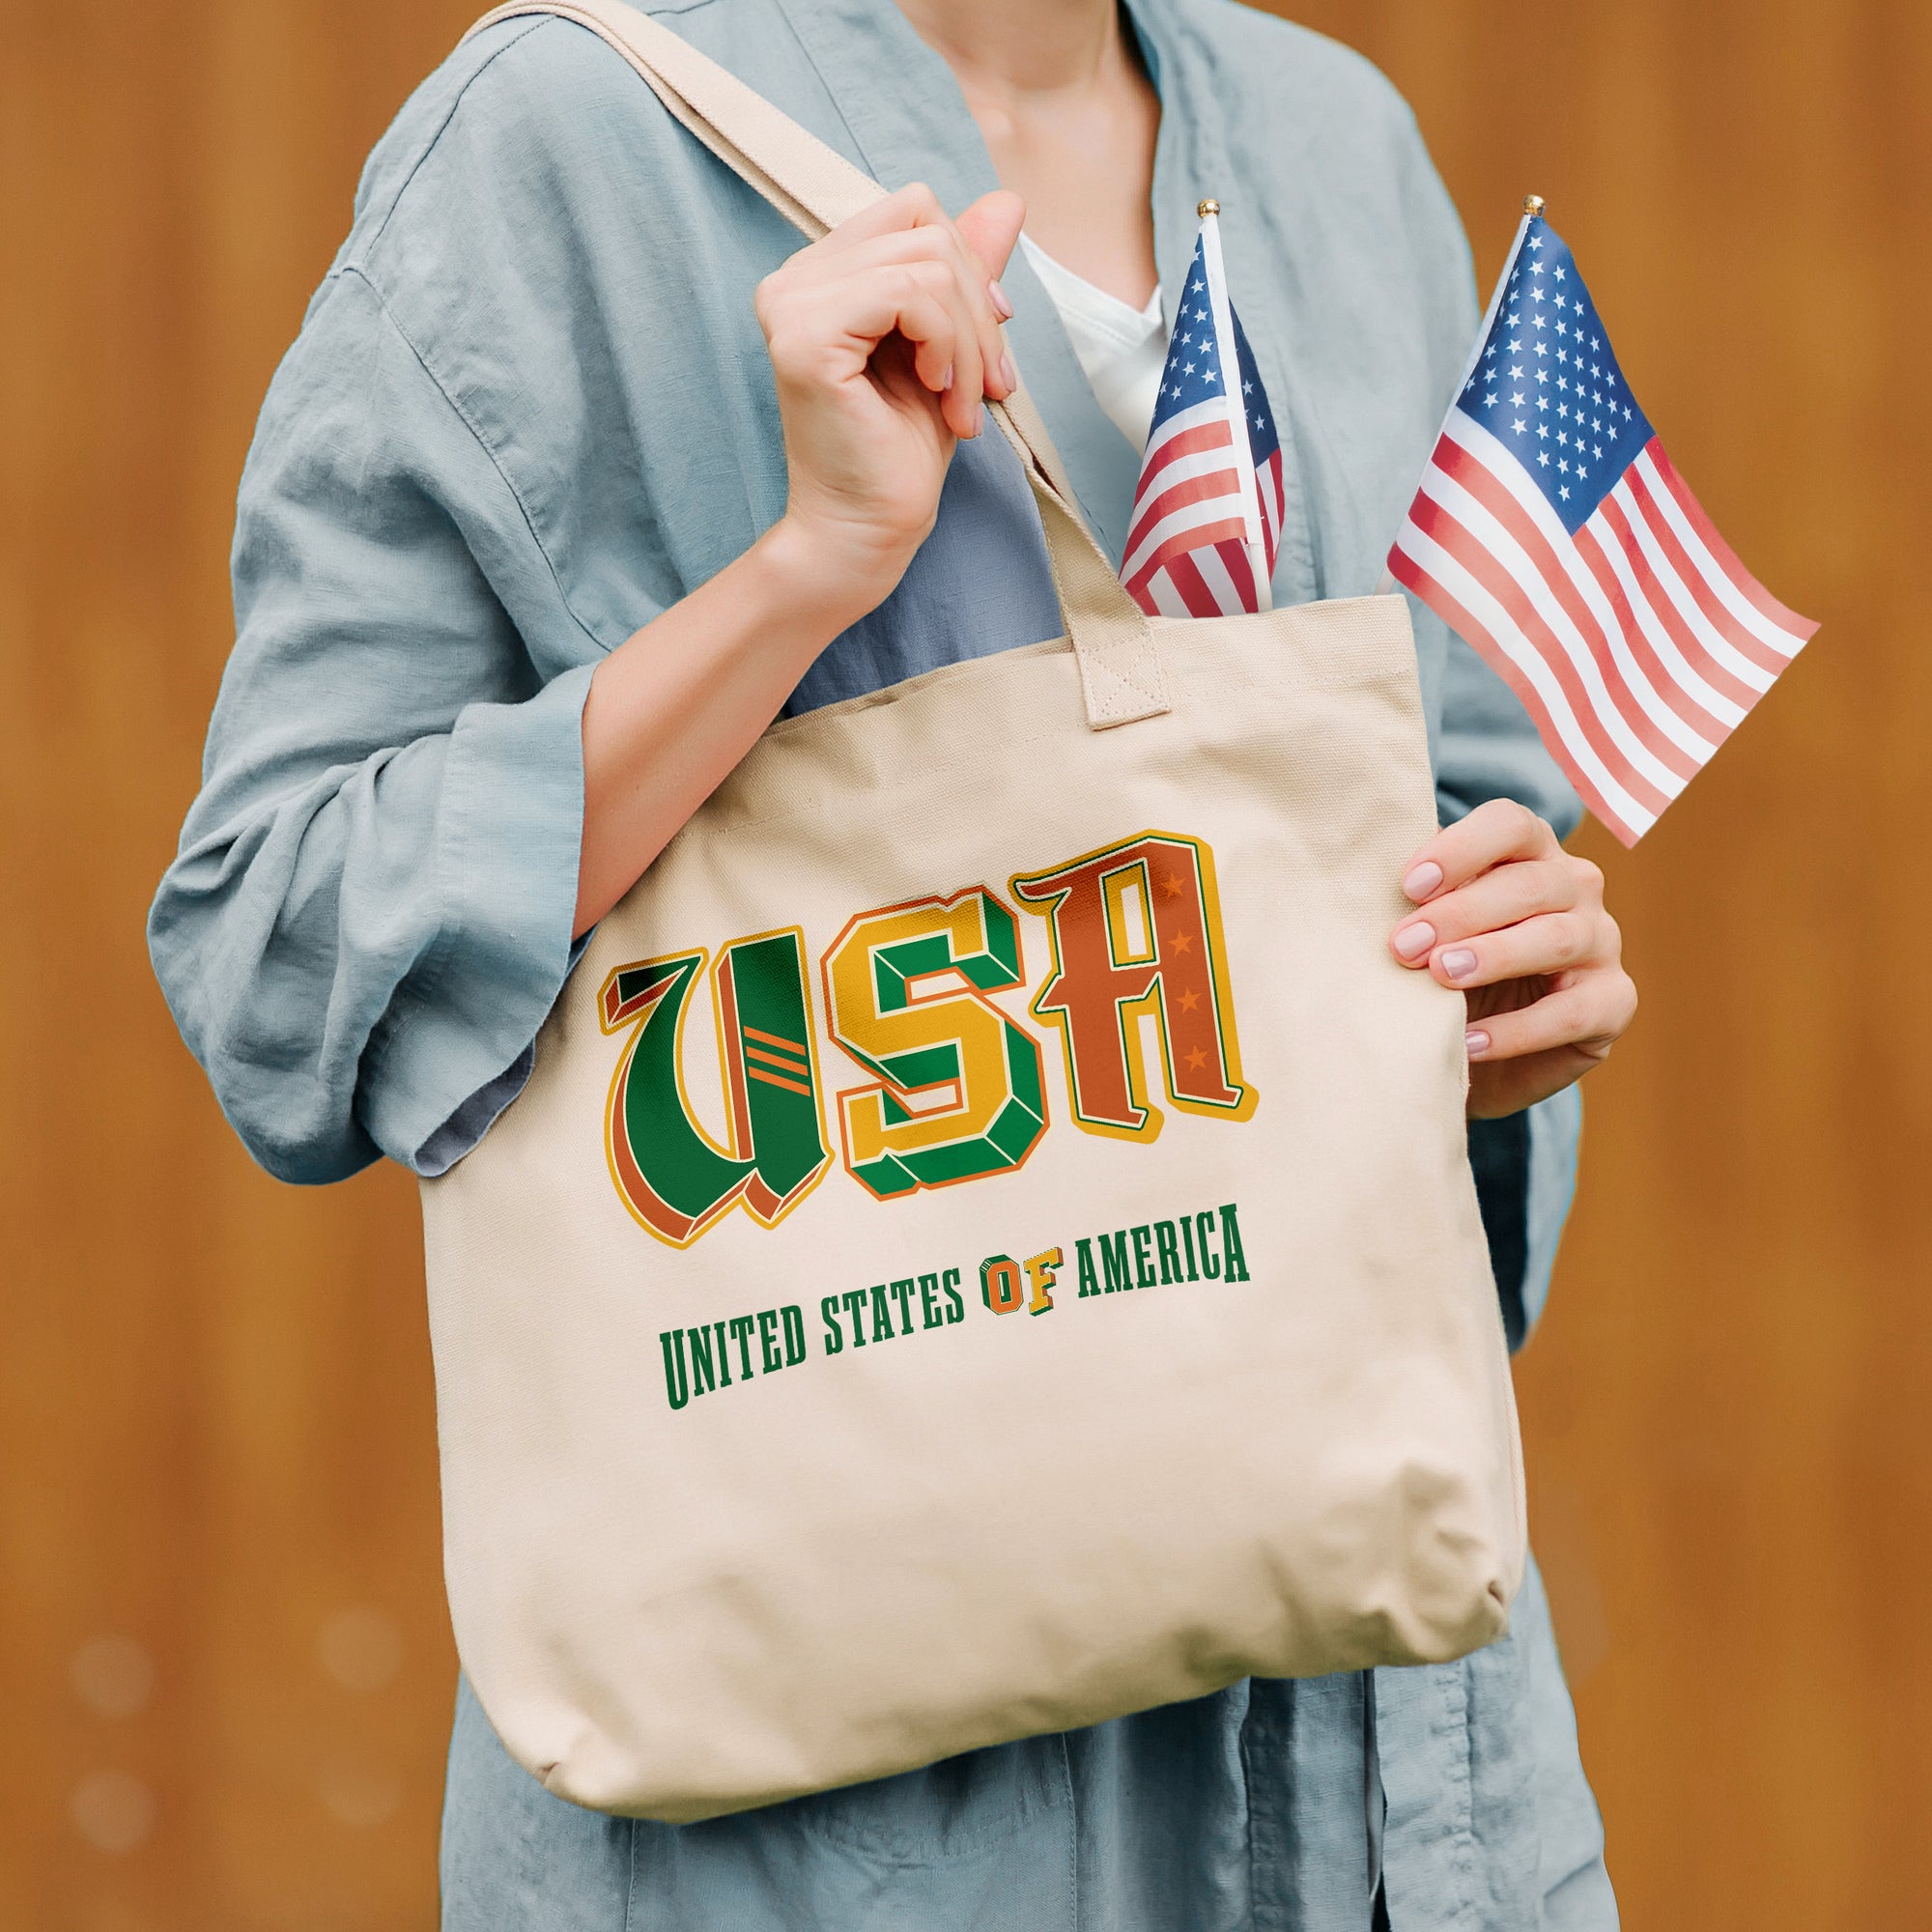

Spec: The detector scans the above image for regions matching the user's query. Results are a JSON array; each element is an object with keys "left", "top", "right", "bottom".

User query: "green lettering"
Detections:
[
  {"left": 890, "top": 1278, "right": 918, "bottom": 1335},
  {"left": 919, "top": 1272, "right": 944, "bottom": 1329},
  {"left": 659, "top": 1329, "right": 690, "bottom": 1412},
  {"left": 713, "top": 1320, "right": 733, "bottom": 1387},
  {"left": 869, "top": 1283, "right": 895, "bottom": 1343},
  {"left": 820, "top": 1295, "right": 844, "bottom": 1355},
  {"left": 942, "top": 1266, "right": 965, "bottom": 1323},
  {"left": 600, "top": 935, "right": 830, "bottom": 1245},
  {"left": 1196, "top": 1209, "right": 1221, "bottom": 1279},
  {"left": 842, "top": 1288, "right": 870, "bottom": 1347},
  {"left": 1131, "top": 1224, "right": 1155, "bottom": 1289},
  {"left": 1219, "top": 1202, "right": 1251, "bottom": 1283},
  {"left": 782, "top": 1304, "right": 807, "bottom": 1366},
  {"left": 757, "top": 1308, "right": 783, "bottom": 1374},
  {"left": 688, "top": 1323, "right": 718, "bottom": 1395},
  {"left": 1099, "top": 1231, "right": 1131, "bottom": 1293},
  {"left": 1075, "top": 1237, "right": 1100, "bottom": 1298},
  {"left": 1180, "top": 1215, "right": 1201, "bottom": 1281},
  {"left": 1154, "top": 1220, "right": 1181, "bottom": 1284},
  {"left": 728, "top": 1314, "right": 757, "bottom": 1380}
]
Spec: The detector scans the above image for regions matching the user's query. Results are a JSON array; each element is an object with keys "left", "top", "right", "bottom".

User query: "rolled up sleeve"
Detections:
[{"left": 149, "top": 268, "right": 603, "bottom": 1183}]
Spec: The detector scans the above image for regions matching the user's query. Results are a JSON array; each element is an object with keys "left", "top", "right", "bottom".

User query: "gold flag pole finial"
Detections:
[
  {"left": 1198, "top": 198, "right": 1220, "bottom": 218},
  {"left": 1523, "top": 193, "right": 1547, "bottom": 219}
]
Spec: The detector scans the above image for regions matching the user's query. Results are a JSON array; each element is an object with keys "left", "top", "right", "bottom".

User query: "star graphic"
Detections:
[
  {"left": 1171, "top": 931, "right": 1195, "bottom": 955},
  {"left": 1178, "top": 986, "right": 1202, "bottom": 1013},
  {"left": 1160, "top": 872, "right": 1184, "bottom": 898},
  {"left": 1184, "top": 1046, "right": 1209, "bottom": 1072}
]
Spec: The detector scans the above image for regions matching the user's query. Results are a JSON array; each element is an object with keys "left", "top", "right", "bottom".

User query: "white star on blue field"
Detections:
[{"left": 1458, "top": 216, "right": 1655, "bottom": 534}]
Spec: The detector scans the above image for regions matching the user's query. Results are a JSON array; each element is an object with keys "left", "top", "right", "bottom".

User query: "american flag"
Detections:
[
  {"left": 1389, "top": 210, "right": 1818, "bottom": 847},
  {"left": 1122, "top": 209, "right": 1286, "bottom": 618}
]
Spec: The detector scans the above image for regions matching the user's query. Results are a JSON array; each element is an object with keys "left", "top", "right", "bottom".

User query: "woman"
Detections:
[{"left": 151, "top": 0, "right": 1634, "bottom": 1922}]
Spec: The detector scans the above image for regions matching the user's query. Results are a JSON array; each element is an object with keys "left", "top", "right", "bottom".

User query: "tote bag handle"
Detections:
[{"left": 464, "top": 0, "right": 1171, "bottom": 728}]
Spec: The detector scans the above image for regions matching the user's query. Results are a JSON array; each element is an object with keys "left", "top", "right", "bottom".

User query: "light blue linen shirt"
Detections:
[{"left": 150, "top": 0, "right": 1613, "bottom": 1922}]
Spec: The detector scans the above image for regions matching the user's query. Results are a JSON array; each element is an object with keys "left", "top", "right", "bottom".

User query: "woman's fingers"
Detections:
[
  {"left": 1390, "top": 855, "right": 1596, "bottom": 966},
  {"left": 1401, "top": 797, "right": 1558, "bottom": 903},
  {"left": 954, "top": 186, "right": 1027, "bottom": 376},
  {"left": 1420, "top": 909, "right": 1609, "bottom": 991},
  {"left": 807, "top": 180, "right": 958, "bottom": 259},
  {"left": 1463, "top": 970, "right": 1637, "bottom": 1065},
  {"left": 770, "top": 184, "right": 1018, "bottom": 416},
  {"left": 831, "top": 238, "right": 1001, "bottom": 422},
  {"left": 762, "top": 261, "right": 983, "bottom": 436}
]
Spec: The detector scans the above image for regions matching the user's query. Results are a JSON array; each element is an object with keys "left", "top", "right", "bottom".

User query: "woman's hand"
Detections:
[
  {"left": 572, "top": 184, "right": 1026, "bottom": 935},
  {"left": 1390, "top": 800, "right": 1637, "bottom": 1118},
  {"left": 756, "top": 182, "right": 1028, "bottom": 621}
]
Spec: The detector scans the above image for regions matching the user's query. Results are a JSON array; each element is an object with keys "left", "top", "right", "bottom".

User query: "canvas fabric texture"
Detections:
[{"left": 420, "top": 0, "right": 1525, "bottom": 1825}]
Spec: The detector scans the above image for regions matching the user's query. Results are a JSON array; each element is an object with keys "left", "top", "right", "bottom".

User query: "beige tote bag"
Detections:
[{"left": 422, "top": 0, "right": 1525, "bottom": 1823}]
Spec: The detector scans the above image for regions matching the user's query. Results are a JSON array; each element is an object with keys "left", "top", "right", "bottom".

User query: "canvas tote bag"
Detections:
[{"left": 422, "top": 0, "right": 1525, "bottom": 1823}]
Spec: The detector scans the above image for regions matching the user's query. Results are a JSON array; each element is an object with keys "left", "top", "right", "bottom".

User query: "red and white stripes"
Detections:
[
  {"left": 1122, "top": 401, "right": 1286, "bottom": 619},
  {"left": 1389, "top": 413, "right": 1816, "bottom": 845}
]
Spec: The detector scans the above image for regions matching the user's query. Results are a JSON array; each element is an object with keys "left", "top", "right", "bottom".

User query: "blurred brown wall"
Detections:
[{"left": 3, "top": 1, "right": 1926, "bottom": 1925}]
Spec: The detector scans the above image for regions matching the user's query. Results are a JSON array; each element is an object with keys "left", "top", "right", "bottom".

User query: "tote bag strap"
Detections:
[{"left": 463, "top": 0, "right": 1170, "bottom": 727}]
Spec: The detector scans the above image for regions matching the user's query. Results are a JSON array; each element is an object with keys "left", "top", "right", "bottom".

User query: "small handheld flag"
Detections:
[
  {"left": 1122, "top": 200, "right": 1287, "bottom": 618},
  {"left": 1388, "top": 198, "right": 1819, "bottom": 846}
]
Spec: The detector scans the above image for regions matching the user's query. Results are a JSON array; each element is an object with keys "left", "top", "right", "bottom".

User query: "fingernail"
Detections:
[
  {"left": 1403, "top": 862, "right": 1443, "bottom": 901},
  {"left": 1465, "top": 1029, "right": 1491, "bottom": 1057},
  {"left": 988, "top": 278, "right": 1014, "bottom": 320},
  {"left": 1393, "top": 922, "right": 1435, "bottom": 961},
  {"left": 1440, "top": 948, "right": 1478, "bottom": 980},
  {"left": 999, "top": 352, "right": 1017, "bottom": 392},
  {"left": 939, "top": 362, "right": 953, "bottom": 392}
]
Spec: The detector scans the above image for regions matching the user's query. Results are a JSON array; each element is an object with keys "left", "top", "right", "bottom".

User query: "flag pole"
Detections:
[
  {"left": 1197, "top": 197, "right": 1274, "bottom": 611},
  {"left": 1373, "top": 193, "right": 1548, "bottom": 597}
]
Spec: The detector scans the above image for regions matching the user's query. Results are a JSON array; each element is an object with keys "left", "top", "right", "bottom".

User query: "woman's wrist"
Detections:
[{"left": 753, "top": 510, "right": 908, "bottom": 642}]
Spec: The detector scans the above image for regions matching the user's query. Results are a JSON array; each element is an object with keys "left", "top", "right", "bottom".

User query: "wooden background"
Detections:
[{"left": 3, "top": 1, "right": 1925, "bottom": 1924}]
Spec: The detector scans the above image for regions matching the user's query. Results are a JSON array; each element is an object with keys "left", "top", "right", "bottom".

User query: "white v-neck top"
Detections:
[{"left": 1018, "top": 232, "right": 1165, "bottom": 450}]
